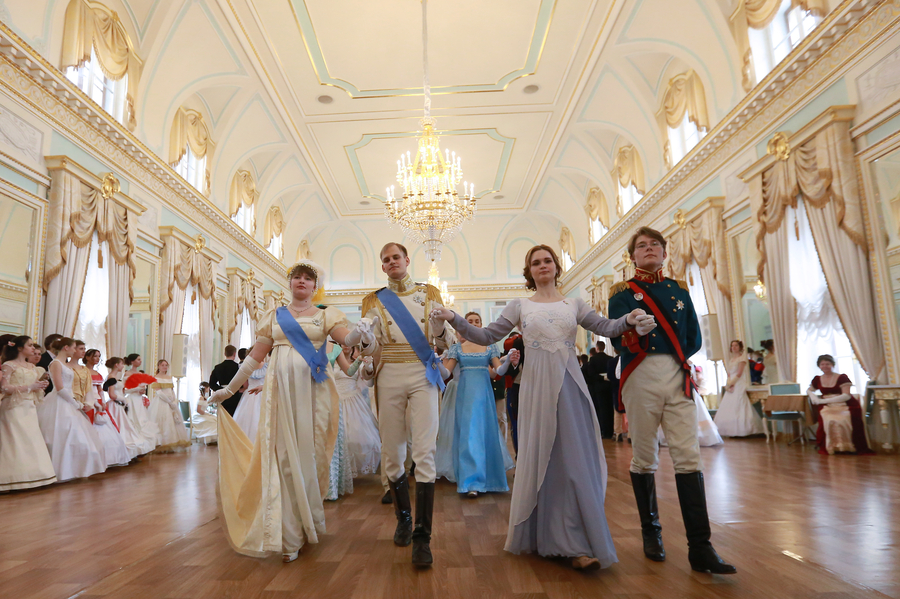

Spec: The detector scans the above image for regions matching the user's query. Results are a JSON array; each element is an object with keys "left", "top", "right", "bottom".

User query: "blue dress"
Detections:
[{"left": 447, "top": 343, "right": 511, "bottom": 494}]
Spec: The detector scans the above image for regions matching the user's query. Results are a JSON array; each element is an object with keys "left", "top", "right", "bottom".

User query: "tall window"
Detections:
[
  {"left": 685, "top": 261, "right": 727, "bottom": 397},
  {"left": 74, "top": 232, "right": 110, "bottom": 376},
  {"left": 266, "top": 234, "right": 283, "bottom": 260},
  {"left": 233, "top": 204, "right": 255, "bottom": 235},
  {"left": 264, "top": 206, "right": 285, "bottom": 260},
  {"left": 748, "top": 0, "right": 821, "bottom": 82},
  {"left": 589, "top": 219, "right": 608, "bottom": 246},
  {"left": 617, "top": 182, "right": 642, "bottom": 214},
  {"left": 175, "top": 145, "right": 207, "bottom": 193},
  {"left": 177, "top": 286, "right": 202, "bottom": 412},
  {"left": 668, "top": 117, "right": 705, "bottom": 165},
  {"left": 561, "top": 251, "right": 574, "bottom": 272},
  {"left": 65, "top": 48, "right": 128, "bottom": 123},
  {"left": 787, "top": 200, "right": 867, "bottom": 393}
]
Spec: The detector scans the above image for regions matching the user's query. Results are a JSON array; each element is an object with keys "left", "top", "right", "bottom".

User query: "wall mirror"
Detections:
[
  {"left": 732, "top": 226, "right": 772, "bottom": 350},
  {"left": 0, "top": 191, "right": 36, "bottom": 334}
]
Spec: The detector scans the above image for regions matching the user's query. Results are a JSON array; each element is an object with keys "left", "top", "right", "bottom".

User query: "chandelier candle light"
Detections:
[
  {"left": 385, "top": 0, "right": 476, "bottom": 262},
  {"left": 428, "top": 261, "right": 454, "bottom": 307}
]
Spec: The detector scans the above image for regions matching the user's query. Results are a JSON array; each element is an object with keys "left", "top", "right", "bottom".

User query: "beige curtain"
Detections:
[
  {"left": 264, "top": 205, "right": 285, "bottom": 247},
  {"left": 158, "top": 235, "right": 218, "bottom": 361},
  {"left": 264, "top": 293, "right": 277, "bottom": 313},
  {"left": 297, "top": 239, "right": 311, "bottom": 261},
  {"left": 199, "top": 296, "right": 214, "bottom": 382},
  {"left": 61, "top": 0, "right": 143, "bottom": 130},
  {"left": 44, "top": 169, "right": 138, "bottom": 339},
  {"left": 227, "top": 272, "right": 259, "bottom": 342},
  {"left": 229, "top": 170, "right": 259, "bottom": 217},
  {"left": 585, "top": 187, "right": 610, "bottom": 228},
  {"left": 663, "top": 70, "right": 709, "bottom": 131},
  {"left": 752, "top": 122, "right": 884, "bottom": 381},
  {"left": 764, "top": 223, "right": 796, "bottom": 382},
  {"left": 168, "top": 107, "right": 211, "bottom": 165},
  {"left": 615, "top": 145, "right": 646, "bottom": 195},
  {"left": 744, "top": 0, "right": 827, "bottom": 29},
  {"left": 559, "top": 227, "right": 576, "bottom": 264},
  {"left": 666, "top": 209, "right": 734, "bottom": 360}
]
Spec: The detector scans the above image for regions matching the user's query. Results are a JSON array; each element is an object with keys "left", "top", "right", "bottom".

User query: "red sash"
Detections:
[{"left": 618, "top": 281, "right": 694, "bottom": 410}]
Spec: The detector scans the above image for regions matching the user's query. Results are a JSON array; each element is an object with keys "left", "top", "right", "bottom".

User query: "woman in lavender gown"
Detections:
[{"left": 431, "top": 244, "right": 653, "bottom": 571}]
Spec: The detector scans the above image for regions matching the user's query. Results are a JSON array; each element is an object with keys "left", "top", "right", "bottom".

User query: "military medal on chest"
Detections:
[{"left": 634, "top": 292, "right": 644, "bottom": 301}]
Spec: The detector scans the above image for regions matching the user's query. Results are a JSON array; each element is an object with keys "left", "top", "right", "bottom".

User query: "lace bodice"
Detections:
[
  {"left": 1, "top": 362, "right": 45, "bottom": 405},
  {"left": 333, "top": 367, "right": 362, "bottom": 397},
  {"left": 521, "top": 300, "right": 580, "bottom": 354},
  {"left": 54, "top": 360, "right": 75, "bottom": 392}
]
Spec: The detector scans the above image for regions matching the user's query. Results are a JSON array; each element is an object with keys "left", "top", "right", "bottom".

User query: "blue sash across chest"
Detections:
[
  {"left": 376, "top": 288, "right": 445, "bottom": 391},
  {"left": 275, "top": 307, "right": 329, "bottom": 383}
]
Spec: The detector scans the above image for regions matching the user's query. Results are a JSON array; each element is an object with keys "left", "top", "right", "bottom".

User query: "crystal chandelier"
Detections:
[
  {"left": 428, "top": 261, "right": 454, "bottom": 307},
  {"left": 753, "top": 279, "right": 767, "bottom": 301},
  {"left": 384, "top": 0, "right": 476, "bottom": 262}
]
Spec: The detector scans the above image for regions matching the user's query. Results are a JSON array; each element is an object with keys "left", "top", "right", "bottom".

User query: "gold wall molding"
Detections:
[
  {"left": 560, "top": 0, "right": 893, "bottom": 293},
  {"left": 0, "top": 22, "right": 287, "bottom": 287}
]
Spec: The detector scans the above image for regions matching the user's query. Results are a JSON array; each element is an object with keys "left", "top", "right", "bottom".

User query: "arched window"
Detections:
[
  {"left": 663, "top": 71, "right": 709, "bottom": 166},
  {"left": 585, "top": 188, "right": 609, "bottom": 245},
  {"left": 732, "top": 0, "right": 825, "bottom": 88},
  {"left": 614, "top": 145, "right": 645, "bottom": 216},
  {"left": 169, "top": 108, "right": 211, "bottom": 194},
  {"left": 60, "top": 0, "right": 143, "bottom": 129},
  {"left": 229, "top": 170, "right": 259, "bottom": 235},
  {"left": 264, "top": 205, "right": 285, "bottom": 260},
  {"left": 559, "top": 226, "right": 576, "bottom": 272}
]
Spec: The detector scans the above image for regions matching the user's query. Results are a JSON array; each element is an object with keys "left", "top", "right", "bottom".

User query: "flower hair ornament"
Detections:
[
  {"left": 287, "top": 259, "right": 327, "bottom": 304},
  {"left": 7, "top": 341, "right": 13, "bottom": 346}
]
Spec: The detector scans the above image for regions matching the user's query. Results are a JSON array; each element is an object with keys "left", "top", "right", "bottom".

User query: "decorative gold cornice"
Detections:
[{"left": 158, "top": 226, "right": 223, "bottom": 264}]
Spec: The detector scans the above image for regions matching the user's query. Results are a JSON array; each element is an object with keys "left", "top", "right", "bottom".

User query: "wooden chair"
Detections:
[
  {"left": 763, "top": 383, "right": 806, "bottom": 444},
  {"left": 177, "top": 401, "right": 194, "bottom": 441}
]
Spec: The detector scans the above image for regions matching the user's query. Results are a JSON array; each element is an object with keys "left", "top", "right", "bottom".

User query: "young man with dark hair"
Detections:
[
  {"left": 609, "top": 226, "right": 735, "bottom": 575},
  {"left": 210, "top": 345, "right": 241, "bottom": 415},
  {"left": 38, "top": 333, "right": 63, "bottom": 393}
]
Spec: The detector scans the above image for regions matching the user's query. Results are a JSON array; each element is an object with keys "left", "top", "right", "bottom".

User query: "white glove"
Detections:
[
  {"left": 345, "top": 317, "right": 379, "bottom": 354},
  {"left": 495, "top": 352, "right": 513, "bottom": 377},
  {"left": 810, "top": 391, "right": 851, "bottom": 405},
  {"left": 635, "top": 315, "right": 657, "bottom": 336},
  {"left": 429, "top": 312, "right": 446, "bottom": 336},
  {"left": 57, "top": 388, "right": 79, "bottom": 407},
  {"left": 208, "top": 356, "right": 261, "bottom": 404}
]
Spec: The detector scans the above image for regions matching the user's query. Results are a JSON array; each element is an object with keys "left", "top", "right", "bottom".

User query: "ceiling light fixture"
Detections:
[
  {"left": 494, "top": 194, "right": 505, "bottom": 199},
  {"left": 317, "top": 95, "right": 333, "bottom": 104},
  {"left": 523, "top": 84, "right": 540, "bottom": 94},
  {"left": 384, "top": 0, "right": 476, "bottom": 262}
]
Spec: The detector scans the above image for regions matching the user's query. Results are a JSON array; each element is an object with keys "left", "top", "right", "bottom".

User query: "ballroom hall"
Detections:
[{"left": 0, "top": 1, "right": 899, "bottom": 598}]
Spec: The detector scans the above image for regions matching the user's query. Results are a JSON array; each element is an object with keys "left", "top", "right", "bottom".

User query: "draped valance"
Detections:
[
  {"left": 559, "top": 226, "right": 576, "bottom": 264},
  {"left": 666, "top": 208, "right": 731, "bottom": 299},
  {"left": 615, "top": 145, "right": 646, "bottom": 195},
  {"left": 226, "top": 270, "right": 261, "bottom": 340},
  {"left": 585, "top": 187, "right": 610, "bottom": 229},
  {"left": 229, "top": 169, "right": 259, "bottom": 217},
  {"left": 44, "top": 169, "right": 139, "bottom": 300},
  {"left": 264, "top": 205, "right": 285, "bottom": 247},
  {"left": 743, "top": 0, "right": 826, "bottom": 29},
  {"left": 663, "top": 70, "right": 710, "bottom": 132},
  {"left": 61, "top": 0, "right": 143, "bottom": 130},
  {"left": 158, "top": 235, "right": 218, "bottom": 321},
  {"left": 168, "top": 107, "right": 211, "bottom": 165}
]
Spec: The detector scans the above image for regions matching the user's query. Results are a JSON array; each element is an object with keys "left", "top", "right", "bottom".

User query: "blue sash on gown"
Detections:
[{"left": 275, "top": 307, "right": 329, "bottom": 383}]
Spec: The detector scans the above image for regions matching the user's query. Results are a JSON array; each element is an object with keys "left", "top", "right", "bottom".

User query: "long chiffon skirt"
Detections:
[
  {"left": 93, "top": 414, "right": 132, "bottom": 466},
  {"left": 434, "top": 379, "right": 458, "bottom": 481},
  {"left": 714, "top": 383, "right": 764, "bottom": 437},
  {"left": 36, "top": 392, "right": 107, "bottom": 482},
  {"left": 343, "top": 390, "right": 381, "bottom": 476},
  {"left": 452, "top": 374, "right": 511, "bottom": 494},
  {"left": 0, "top": 399, "right": 56, "bottom": 491},
  {"left": 507, "top": 374, "right": 618, "bottom": 565}
]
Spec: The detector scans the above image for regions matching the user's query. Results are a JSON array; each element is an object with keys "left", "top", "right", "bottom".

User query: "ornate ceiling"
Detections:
[{"left": 3, "top": 0, "right": 747, "bottom": 288}]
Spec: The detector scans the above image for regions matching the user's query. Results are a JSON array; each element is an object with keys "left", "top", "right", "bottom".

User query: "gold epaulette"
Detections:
[
  {"left": 676, "top": 279, "right": 689, "bottom": 291},
  {"left": 361, "top": 289, "right": 383, "bottom": 317},
  {"left": 610, "top": 281, "right": 631, "bottom": 297},
  {"left": 424, "top": 283, "right": 444, "bottom": 305}
]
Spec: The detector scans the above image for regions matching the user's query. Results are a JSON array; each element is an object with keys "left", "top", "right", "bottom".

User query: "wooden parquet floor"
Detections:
[{"left": 1, "top": 437, "right": 898, "bottom": 599}]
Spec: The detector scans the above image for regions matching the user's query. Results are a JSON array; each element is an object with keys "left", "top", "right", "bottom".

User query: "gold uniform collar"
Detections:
[{"left": 387, "top": 273, "right": 416, "bottom": 294}]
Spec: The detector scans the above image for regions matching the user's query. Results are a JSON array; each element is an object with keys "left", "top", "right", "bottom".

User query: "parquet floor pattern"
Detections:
[{"left": 1, "top": 438, "right": 897, "bottom": 599}]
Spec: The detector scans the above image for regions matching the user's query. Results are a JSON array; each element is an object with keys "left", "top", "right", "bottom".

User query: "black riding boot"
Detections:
[
  {"left": 675, "top": 472, "right": 736, "bottom": 574},
  {"left": 411, "top": 482, "right": 434, "bottom": 567},
  {"left": 630, "top": 472, "right": 665, "bottom": 561},
  {"left": 389, "top": 474, "right": 413, "bottom": 547}
]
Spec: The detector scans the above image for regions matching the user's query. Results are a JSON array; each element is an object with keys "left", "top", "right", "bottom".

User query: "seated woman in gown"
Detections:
[
  {"left": 191, "top": 382, "right": 218, "bottom": 445},
  {"left": 209, "top": 260, "right": 376, "bottom": 563},
  {"left": 431, "top": 244, "right": 653, "bottom": 571},
  {"left": 808, "top": 354, "right": 873, "bottom": 455}
]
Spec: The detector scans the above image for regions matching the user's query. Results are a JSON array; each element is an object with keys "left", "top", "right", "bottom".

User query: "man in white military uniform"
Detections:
[{"left": 361, "top": 242, "right": 454, "bottom": 567}]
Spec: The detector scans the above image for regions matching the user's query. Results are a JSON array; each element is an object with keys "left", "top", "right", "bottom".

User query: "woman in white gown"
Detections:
[
  {"left": 192, "top": 384, "right": 218, "bottom": 444},
  {"left": 103, "top": 358, "right": 149, "bottom": 458},
  {"left": 210, "top": 260, "right": 375, "bottom": 563},
  {"left": 332, "top": 345, "right": 381, "bottom": 480},
  {"left": 148, "top": 360, "right": 190, "bottom": 452},
  {"left": 432, "top": 244, "right": 652, "bottom": 571},
  {"left": 658, "top": 364, "right": 723, "bottom": 447},
  {"left": 36, "top": 337, "right": 107, "bottom": 481},
  {"left": 0, "top": 335, "right": 56, "bottom": 491},
  {"left": 233, "top": 359, "right": 267, "bottom": 442},
  {"left": 121, "top": 354, "right": 159, "bottom": 453},
  {"left": 713, "top": 341, "right": 764, "bottom": 437},
  {"left": 85, "top": 349, "right": 132, "bottom": 466}
]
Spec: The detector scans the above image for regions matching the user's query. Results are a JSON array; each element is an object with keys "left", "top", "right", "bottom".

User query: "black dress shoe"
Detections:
[{"left": 381, "top": 490, "right": 393, "bottom": 504}]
